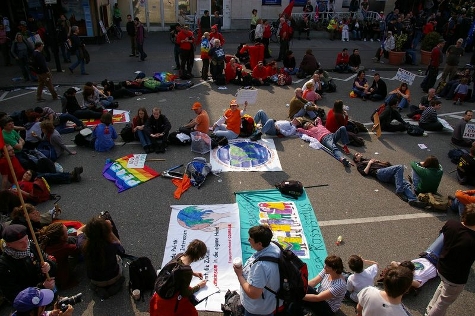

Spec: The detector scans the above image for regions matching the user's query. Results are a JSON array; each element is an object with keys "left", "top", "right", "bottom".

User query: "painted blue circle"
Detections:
[{"left": 216, "top": 141, "right": 272, "bottom": 168}]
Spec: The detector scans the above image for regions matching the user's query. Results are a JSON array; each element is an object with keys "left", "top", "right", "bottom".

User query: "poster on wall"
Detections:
[
  {"left": 262, "top": 0, "right": 282, "bottom": 5},
  {"left": 61, "top": 0, "right": 93, "bottom": 36}
]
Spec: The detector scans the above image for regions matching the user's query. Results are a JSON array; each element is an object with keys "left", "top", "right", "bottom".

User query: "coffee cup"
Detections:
[
  {"left": 132, "top": 289, "right": 141, "bottom": 301},
  {"left": 233, "top": 257, "right": 242, "bottom": 268}
]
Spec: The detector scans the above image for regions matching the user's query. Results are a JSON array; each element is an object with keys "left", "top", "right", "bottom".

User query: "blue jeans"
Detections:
[
  {"left": 426, "top": 233, "right": 444, "bottom": 257},
  {"left": 136, "top": 130, "right": 152, "bottom": 148},
  {"left": 99, "top": 96, "right": 114, "bottom": 108},
  {"left": 214, "top": 125, "right": 238, "bottom": 139},
  {"left": 352, "top": 87, "right": 366, "bottom": 97},
  {"left": 332, "top": 126, "right": 349, "bottom": 146},
  {"left": 137, "top": 41, "right": 147, "bottom": 61},
  {"left": 70, "top": 49, "right": 85, "bottom": 74},
  {"left": 284, "top": 67, "right": 298, "bottom": 75},
  {"left": 293, "top": 108, "right": 316, "bottom": 119},
  {"left": 412, "top": 170, "right": 421, "bottom": 193},
  {"left": 253, "top": 110, "right": 277, "bottom": 135},
  {"left": 320, "top": 128, "right": 349, "bottom": 160},
  {"left": 449, "top": 197, "right": 465, "bottom": 217},
  {"left": 376, "top": 165, "right": 417, "bottom": 201},
  {"left": 406, "top": 49, "right": 417, "bottom": 65},
  {"left": 56, "top": 113, "right": 85, "bottom": 134}
]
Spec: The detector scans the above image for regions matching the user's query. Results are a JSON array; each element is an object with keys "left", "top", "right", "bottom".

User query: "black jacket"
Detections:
[
  {"left": 145, "top": 114, "right": 172, "bottom": 135},
  {"left": 370, "top": 79, "right": 387, "bottom": 97},
  {"left": 126, "top": 21, "right": 135, "bottom": 36}
]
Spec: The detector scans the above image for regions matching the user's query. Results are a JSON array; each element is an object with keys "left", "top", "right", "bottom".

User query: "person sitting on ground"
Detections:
[
  {"left": 63, "top": 88, "right": 102, "bottom": 120},
  {"left": 419, "top": 100, "right": 443, "bottom": 131},
  {"left": 453, "top": 77, "right": 469, "bottom": 105},
  {"left": 211, "top": 100, "right": 247, "bottom": 140},
  {"left": 289, "top": 88, "right": 319, "bottom": 120},
  {"left": 297, "top": 118, "right": 352, "bottom": 167},
  {"left": 353, "top": 152, "right": 427, "bottom": 207},
  {"left": 38, "top": 222, "right": 81, "bottom": 289},
  {"left": 82, "top": 82, "right": 113, "bottom": 110},
  {"left": 35, "top": 120, "right": 76, "bottom": 159},
  {"left": 289, "top": 255, "right": 347, "bottom": 316},
  {"left": 367, "top": 73, "right": 387, "bottom": 101},
  {"left": 10, "top": 203, "right": 54, "bottom": 238},
  {"left": 23, "top": 113, "right": 42, "bottom": 150},
  {"left": 449, "top": 189, "right": 475, "bottom": 217},
  {"left": 325, "top": 100, "right": 348, "bottom": 133},
  {"left": 303, "top": 82, "right": 321, "bottom": 103},
  {"left": 352, "top": 70, "right": 370, "bottom": 100},
  {"left": 7, "top": 169, "right": 56, "bottom": 206},
  {"left": 34, "top": 105, "right": 85, "bottom": 134},
  {"left": 348, "top": 49, "right": 363, "bottom": 73},
  {"left": 150, "top": 239, "right": 208, "bottom": 316},
  {"left": 12, "top": 287, "right": 73, "bottom": 316},
  {"left": 224, "top": 57, "right": 244, "bottom": 84},
  {"left": 438, "top": 68, "right": 472, "bottom": 100},
  {"left": 357, "top": 266, "right": 413, "bottom": 315},
  {"left": 456, "top": 146, "right": 475, "bottom": 185},
  {"left": 132, "top": 107, "right": 152, "bottom": 153},
  {"left": 317, "top": 69, "right": 333, "bottom": 92},
  {"left": 93, "top": 112, "right": 117, "bottom": 152},
  {"left": 386, "top": 82, "right": 411, "bottom": 111},
  {"left": 145, "top": 107, "right": 172, "bottom": 153},
  {"left": 78, "top": 216, "right": 125, "bottom": 299},
  {"left": 335, "top": 48, "right": 350, "bottom": 73},
  {"left": 239, "top": 41, "right": 264, "bottom": 70},
  {"left": 251, "top": 109, "right": 298, "bottom": 141},
  {"left": 373, "top": 31, "right": 395, "bottom": 63},
  {"left": 179, "top": 102, "right": 210, "bottom": 135},
  {"left": 298, "top": 49, "right": 319, "bottom": 78},
  {"left": 407, "top": 88, "right": 436, "bottom": 119},
  {"left": 302, "top": 73, "right": 323, "bottom": 97},
  {"left": 410, "top": 155, "right": 443, "bottom": 194},
  {"left": 283, "top": 50, "right": 298, "bottom": 75},
  {"left": 379, "top": 98, "right": 408, "bottom": 132},
  {"left": 346, "top": 255, "right": 379, "bottom": 303},
  {"left": 0, "top": 224, "right": 57, "bottom": 304},
  {"left": 0, "top": 144, "right": 83, "bottom": 191},
  {"left": 251, "top": 61, "right": 271, "bottom": 86},
  {"left": 451, "top": 110, "right": 474, "bottom": 147}
]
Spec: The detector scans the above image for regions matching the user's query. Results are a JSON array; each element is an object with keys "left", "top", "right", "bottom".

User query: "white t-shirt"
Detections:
[
  {"left": 357, "top": 286, "right": 411, "bottom": 316},
  {"left": 412, "top": 257, "right": 437, "bottom": 287},
  {"left": 347, "top": 264, "right": 378, "bottom": 302}
]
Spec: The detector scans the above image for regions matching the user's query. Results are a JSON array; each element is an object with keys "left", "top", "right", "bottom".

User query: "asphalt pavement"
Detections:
[{"left": 0, "top": 29, "right": 474, "bottom": 316}]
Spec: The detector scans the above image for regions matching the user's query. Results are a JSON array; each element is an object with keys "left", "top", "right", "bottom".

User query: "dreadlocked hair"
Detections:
[{"left": 38, "top": 222, "right": 65, "bottom": 250}]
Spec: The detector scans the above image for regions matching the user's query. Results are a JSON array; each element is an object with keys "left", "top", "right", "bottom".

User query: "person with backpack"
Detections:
[
  {"left": 290, "top": 255, "right": 346, "bottom": 316},
  {"left": 93, "top": 112, "right": 117, "bottom": 152},
  {"left": 57, "top": 14, "right": 71, "bottom": 62},
  {"left": 456, "top": 146, "right": 475, "bottom": 185},
  {"left": 410, "top": 155, "right": 443, "bottom": 195},
  {"left": 233, "top": 225, "right": 282, "bottom": 316},
  {"left": 378, "top": 98, "right": 408, "bottom": 132},
  {"left": 150, "top": 239, "right": 208, "bottom": 316}
]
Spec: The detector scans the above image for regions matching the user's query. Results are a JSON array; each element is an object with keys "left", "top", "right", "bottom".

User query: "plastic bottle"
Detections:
[
  {"left": 233, "top": 257, "right": 242, "bottom": 268},
  {"left": 336, "top": 235, "right": 343, "bottom": 246}
]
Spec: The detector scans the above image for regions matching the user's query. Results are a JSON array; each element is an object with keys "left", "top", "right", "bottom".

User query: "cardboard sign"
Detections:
[
  {"left": 463, "top": 123, "right": 475, "bottom": 139},
  {"left": 127, "top": 154, "right": 147, "bottom": 168},
  {"left": 236, "top": 88, "right": 258, "bottom": 105},
  {"left": 396, "top": 68, "right": 416, "bottom": 85}
]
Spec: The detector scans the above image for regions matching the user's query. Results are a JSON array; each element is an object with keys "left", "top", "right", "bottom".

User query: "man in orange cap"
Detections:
[
  {"left": 179, "top": 102, "right": 210, "bottom": 134},
  {"left": 211, "top": 100, "right": 248, "bottom": 139}
]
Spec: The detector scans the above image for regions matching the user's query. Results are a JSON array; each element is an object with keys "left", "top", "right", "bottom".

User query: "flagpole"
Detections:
[{"left": 1, "top": 145, "right": 50, "bottom": 280}]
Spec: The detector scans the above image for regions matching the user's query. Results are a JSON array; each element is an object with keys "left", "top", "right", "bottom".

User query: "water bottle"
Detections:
[{"left": 336, "top": 235, "right": 343, "bottom": 246}]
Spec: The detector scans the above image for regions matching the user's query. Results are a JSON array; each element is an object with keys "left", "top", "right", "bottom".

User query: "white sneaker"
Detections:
[
  {"left": 380, "top": 60, "right": 384, "bottom": 64},
  {"left": 364, "top": 38, "right": 367, "bottom": 41},
  {"left": 370, "top": 39, "right": 374, "bottom": 42}
]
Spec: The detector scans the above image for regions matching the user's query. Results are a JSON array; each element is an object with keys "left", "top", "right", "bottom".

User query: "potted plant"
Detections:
[
  {"left": 388, "top": 33, "right": 408, "bottom": 65},
  {"left": 420, "top": 32, "right": 442, "bottom": 65}
]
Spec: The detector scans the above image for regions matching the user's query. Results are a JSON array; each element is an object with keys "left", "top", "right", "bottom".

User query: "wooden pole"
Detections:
[{"left": 1, "top": 146, "right": 50, "bottom": 280}]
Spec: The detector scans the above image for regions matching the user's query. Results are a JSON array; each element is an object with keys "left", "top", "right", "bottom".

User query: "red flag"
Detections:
[
  {"left": 282, "top": 0, "right": 295, "bottom": 18},
  {"left": 0, "top": 127, "right": 5, "bottom": 148}
]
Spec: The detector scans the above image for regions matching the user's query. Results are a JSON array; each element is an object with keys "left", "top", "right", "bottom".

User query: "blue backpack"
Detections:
[{"left": 185, "top": 157, "right": 212, "bottom": 188}]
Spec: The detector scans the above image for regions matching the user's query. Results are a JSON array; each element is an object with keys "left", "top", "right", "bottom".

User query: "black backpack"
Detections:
[
  {"left": 239, "top": 115, "right": 255, "bottom": 137},
  {"left": 275, "top": 180, "right": 303, "bottom": 199},
  {"left": 120, "top": 123, "right": 135, "bottom": 142},
  {"left": 221, "top": 289, "right": 244, "bottom": 316},
  {"left": 154, "top": 254, "right": 192, "bottom": 299},
  {"left": 255, "top": 241, "right": 309, "bottom": 308},
  {"left": 448, "top": 148, "right": 469, "bottom": 164},
  {"left": 128, "top": 257, "right": 157, "bottom": 301}
]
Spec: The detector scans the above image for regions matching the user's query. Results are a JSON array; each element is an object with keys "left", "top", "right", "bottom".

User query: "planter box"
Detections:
[
  {"left": 388, "top": 51, "right": 405, "bottom": 65},
  {"left": 421, "top": 50, "right": 431, "bottom": 65}
]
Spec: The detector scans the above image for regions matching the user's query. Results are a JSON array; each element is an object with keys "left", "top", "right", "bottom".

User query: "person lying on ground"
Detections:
[{"left": 251, "top": 109, "right": 298, "bottom": 141}]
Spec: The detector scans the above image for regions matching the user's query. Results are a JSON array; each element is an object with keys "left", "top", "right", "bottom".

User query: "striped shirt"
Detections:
[
  {"left": 419, "top": 106, "right": 438, "bottom": 124},
  {"left": 316, "top": 269, "right": 347, "bottom": 312}
]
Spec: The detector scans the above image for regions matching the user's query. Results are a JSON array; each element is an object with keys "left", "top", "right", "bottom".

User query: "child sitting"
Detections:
[
  {"left": 93, "top": 112, "right": 117, "bottom": 152},
  {"left": 454, "top": 77, "right": 469, "bottom": 105},
  {"left": 346, "top": 255, "right": 379, "bottom": 303}
]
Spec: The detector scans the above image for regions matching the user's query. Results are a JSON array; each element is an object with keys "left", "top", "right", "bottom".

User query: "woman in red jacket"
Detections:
[{"left": 325, "top": 100, "right": 348, "bottom": 133}]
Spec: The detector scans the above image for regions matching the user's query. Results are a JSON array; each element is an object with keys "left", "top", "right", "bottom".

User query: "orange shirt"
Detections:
[
  {"left": 194, "top": 110, "right": 210, "bottom": 134},
  {"left": 224, "top": 108, "right": 242, "bottom": 135}
]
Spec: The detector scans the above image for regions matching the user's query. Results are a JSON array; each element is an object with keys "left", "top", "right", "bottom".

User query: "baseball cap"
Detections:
[
  {"left": 13, "top": 287, "right": 54, "bottom": 312},
  {"left": 2, "top": 224, "right": 27, "bottom": 243},
  {"left": 230, "top": 100, "right": 238, "bottom": 106},
  {"left": 191, "top": 102, "right": 202, "bottom": 110},
  {"left": 438, "top": 38, "right": 446, "bottom": 43}
]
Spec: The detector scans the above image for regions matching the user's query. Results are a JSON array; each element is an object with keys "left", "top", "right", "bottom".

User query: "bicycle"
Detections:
[{"left": 108, "top": 24, "right": 122, "bottom": 40}]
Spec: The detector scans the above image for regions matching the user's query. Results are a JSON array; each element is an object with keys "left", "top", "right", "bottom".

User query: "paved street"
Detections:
[{"left": 1, "top": 29, "right": 474, "bottom": 316}]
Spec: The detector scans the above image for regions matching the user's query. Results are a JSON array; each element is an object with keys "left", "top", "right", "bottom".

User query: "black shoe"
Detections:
[
  {"left": 129, "top": 54, "right": 135, "bottom": 57},
  {"left": 71, "top": 167, "right": 83, "bottom": 182},
  {"left": 68, "top": 67, "right": 73, "bottom": 74},
  {"left": 250, "top": 132, "right": 262, "bottom": 141},
  {"left": 409, "top": 200, "right": 430, "bottom": 209},
  {"left": 396, "top": 192, "right": 408, "bottom": 202},
  {"left": 341, "top": 158, "right": 350, "bottom": 167}
]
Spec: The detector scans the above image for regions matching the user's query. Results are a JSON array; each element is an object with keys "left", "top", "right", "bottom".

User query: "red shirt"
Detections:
[
  {"left": 225, "top": 62, "right": 242, "bottom": 83},
  {"left": 252, "top": 65, "right": 269, "bottom": 80},
  {"left": 336, "top": 52, "right": 349, "bottom": 65},
  {"left": 325, "top": 109, "right": 348, "bottom": 133},
  {"left": 239, "top": 44, "right": 264, "bottom": 69},
  {"left": 430, "top": 46, "right": 443, "bottom": 67},
  {"left": 0, "top": 156, "right": 25, "bottom": 184},
  {"left": 209, "top": 31, "right": 225, "bottom": 46},
  {"left": 279, "top": 22, "right": 291, "bottom": 40},
  {"left": 176, "top": 29, "right": 193, "bottom": 50}
]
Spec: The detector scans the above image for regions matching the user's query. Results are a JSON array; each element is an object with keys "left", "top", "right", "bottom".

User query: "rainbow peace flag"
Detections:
[{"left": 102, "top": 154, "right": 159, "bottom": 192}]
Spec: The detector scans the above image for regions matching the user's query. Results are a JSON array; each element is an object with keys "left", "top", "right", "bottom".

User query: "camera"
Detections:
[{"left": 58, "top": 293, "right": 82, "bottom": 312}]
